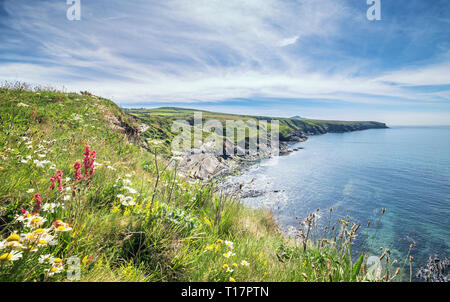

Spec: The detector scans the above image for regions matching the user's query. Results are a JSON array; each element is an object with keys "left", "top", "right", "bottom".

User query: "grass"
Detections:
[
  {"left": 0, "top": 85, "right": 399, "bottom": 282},
  {"left": 126, "top": 107, "right": 388, "bottom": 152}
]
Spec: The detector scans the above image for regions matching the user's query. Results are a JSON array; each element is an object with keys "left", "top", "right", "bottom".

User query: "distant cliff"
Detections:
[{"left": 276, "top": 118, "right": 388, "bottom": 142}]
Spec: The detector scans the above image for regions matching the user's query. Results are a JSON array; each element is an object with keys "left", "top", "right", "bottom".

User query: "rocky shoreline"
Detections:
[{"left": 174, "top": 123, "right": 387, "bottom": 182}]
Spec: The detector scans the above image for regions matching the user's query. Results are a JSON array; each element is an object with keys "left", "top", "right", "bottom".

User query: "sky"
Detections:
[{"left": 0, "top": 0, "right": 449, "bottom": 125}]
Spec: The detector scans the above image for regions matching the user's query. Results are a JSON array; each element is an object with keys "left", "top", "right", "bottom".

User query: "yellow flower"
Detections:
[
  {"left": 0, "top": 166, "right": 4, "bottom": 171},
  {"left": 49, "top": 267, "right": 58, "bottom": 273},
  {"left": 82, "top": 256, "right": 89, "bottom": 266},
  {"left": 223, "top": 251, "right": 236, "bottom": 258},
  {"left": 241, "top": 260, "right": 250, "bottom": 267},
  {"left": 222, "top": 264, "right": 229, "bottom": 269},
  {"left": 32, "top": 228, "right": 45, "bottom": 234},
  {"left": 53, "top": 258, "right": 63, "bottom": 266},
  {"left": 229, "top": 277, "right": 236, "bottom": 282},
  {"left": 6, "top": 234, "right": 20, "bottom": 242},
  {"left": 232, "top": 263, "right": 238, "bottom": 267},
  {"left": 0, "top": 253, "right": 12, "bottom": 261},
  {"left": 217, "top": 239, "right": 223, "bottom": 244},
  {"left": 0, "top": 251, "right": 23, "bottom": 262}
]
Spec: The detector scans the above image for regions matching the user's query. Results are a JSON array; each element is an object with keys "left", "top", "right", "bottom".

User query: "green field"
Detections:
[{"left": 126, "top": 107, "right": 387, "bottom": 155}]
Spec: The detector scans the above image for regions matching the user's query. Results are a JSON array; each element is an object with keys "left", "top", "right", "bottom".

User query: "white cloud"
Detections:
[
  {"left": 377, "top": 64, "right": 450, "bottom": 86},
  {"left": 0, "top": 0, "right": 448, "bottom": 117},
  {"left": 278, "top": 36, "right": 299, "bottom": 47}
]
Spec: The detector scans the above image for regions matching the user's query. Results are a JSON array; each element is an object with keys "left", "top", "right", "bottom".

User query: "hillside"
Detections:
[
  {"left": 0, "top": 87, "right": 397, "bottom": 282},
  {"left": 126, "top": 107, "right": 388, "bottom": 150}
]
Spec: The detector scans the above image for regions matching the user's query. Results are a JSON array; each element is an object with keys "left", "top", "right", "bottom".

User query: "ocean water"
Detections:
[{"left": 228, "top": 126, "right": 450, "bottom": 276}]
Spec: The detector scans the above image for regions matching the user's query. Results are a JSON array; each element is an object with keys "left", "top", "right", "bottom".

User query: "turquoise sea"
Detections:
[{"left": 230, "top": 126, "right": 450, "bottom": 277}]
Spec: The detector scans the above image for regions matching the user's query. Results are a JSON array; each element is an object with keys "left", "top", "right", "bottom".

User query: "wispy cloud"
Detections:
[{"left": 0, "top": 0, "right": 449, "bottom": 124}]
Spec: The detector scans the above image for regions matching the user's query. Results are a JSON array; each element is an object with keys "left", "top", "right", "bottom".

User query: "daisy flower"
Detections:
[
  {"left": 23, "top": 215, "right": 46, "bottom": 229},
  {"left": 39, "top": 254, "right": 55, "bottom": 264},
  {"left": 52, "top": 220, "right": 72, "bottom": 233},
  {"left": 47, "top": 265, "right": 63, "bottom": 276},
  {"left": 42, "top": 203, "right": 60, "bottom": 213},
  {"left": 223, "top": 251, "right": 236, "bottom": 258},
  {"left": 224, "top": 240, "right": 234, "bottom": 250},
  {"left": 0, "top": 240, "right": 24, "bottom": 250},
  {"left": 0, "top": 251, "right": 23, "bottom": 262}
]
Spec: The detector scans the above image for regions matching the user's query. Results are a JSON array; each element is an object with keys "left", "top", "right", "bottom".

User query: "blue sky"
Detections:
[{"left": 0, "top": 0, "right": 449, "bottom": 125}]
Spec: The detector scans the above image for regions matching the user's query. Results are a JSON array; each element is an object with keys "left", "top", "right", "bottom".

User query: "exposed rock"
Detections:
[{"left": 416, "top": 255, "right": 449, "bottom": 282}]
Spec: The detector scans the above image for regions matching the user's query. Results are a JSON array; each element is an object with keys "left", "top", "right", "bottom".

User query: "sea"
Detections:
[{"left": 227, "top": 126, "right": 450, "bottom": 279}]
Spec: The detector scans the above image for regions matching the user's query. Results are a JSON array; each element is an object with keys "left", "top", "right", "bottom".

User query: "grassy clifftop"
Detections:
[
  {"left": 127, "top": 107, "right": 388, "bottom": 147},
  {"left": 0, "top": 87, "right": 397, "bottom": 282}
]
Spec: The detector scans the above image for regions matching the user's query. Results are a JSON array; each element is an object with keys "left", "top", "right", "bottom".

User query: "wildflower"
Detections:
[
  {"left": 223, "top": 264, "right": 229, "bottom": 269},
  {"left": 83, "top": 144, "right": 96, "bottom": 180},
  {"left": 224, "top": 240, "right": 234, "bottom": 250},
  {"left": 52, "top": 220, "right": 72, "bottom": 233},
  {"left": 24, "top": 214, "right": 46, "bottom": 229},
  {"left": 42, "top": 203, "right": 61, "bottom": 213},
  {"left": 39, "top": 254, "right": 54, "bottom": 264},
  {"left": 223, "top": 251, "right": 236, "bottom": 258},
  {"left": 26, "top": 189, "right": 35, "bottom": 193},
  {"left": 49, "top": 170, "right": 63, "bottom": 192},
  {"left": 217, "top": 239, "right": 223, "bottom": 244},
  {"left": 33, "top": 194, "right": 42, "bottom": 214},
  {"left": 0, "top": 166, "right": 4, "bottom": 171},
  {"left": 17, "top": 102, "right": 30, "bottom": 107},
  {"left": 229, "top": 277, "right": 236, "bottom": 282},
  {"left": 15, "top": 211, "right": 31, "bottom": 223},
  {"left": 232, "top": 263, "right": 238, "bottom": 267},
  {"left": 124, "top": 186, "right": 137, "bottom": 194},
  {"left": 226, "top": 268, "right": 234, "bottom": 273},
  {"left": 241, "top": 260, "right": 250, "bottom": 267},
  {"left": 47, "top": 266, "right": 63, "bottom": 276},
  {"left": 63, "top": 195, "right": 71, "bottom": 201},
  {"left": 53, "top": 258, "right": 63, "bottom": 266},
  {"left": 73, "top": 161, "right": 82, "bottom": 181},
  {"left": 36, "top": 233, "right": 57, "bottom": 247},
  {"left": 0, "top": 240, "right": 24, "bottom": 250},
  {"left": 6, "top": 234, "right": 20, "bottom": 242},
  {"left": 33, "top": 160, "right": 50, "bottom": 168},
  {"left": 117, "top": 194, "right": 135, "bottom": 206},
  {"left": 0, "top": 251, "right": 23, "bottom": 262}
]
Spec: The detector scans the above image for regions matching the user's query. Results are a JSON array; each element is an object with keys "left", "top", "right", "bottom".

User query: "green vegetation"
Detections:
[
  {"left": 127, "top": 107, "right": 387, "bottom": 154},
  {"left": 0, "top": 86, "right": 398, "bottom": 282}
]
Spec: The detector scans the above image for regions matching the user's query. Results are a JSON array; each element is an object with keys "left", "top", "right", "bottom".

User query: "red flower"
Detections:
[
  {"left": 20, "top": 207, "right": 27, "bottom": 215},
  {"left": 82, "top": 145, "right": 96, "bottom": 180},
  {"left": 73, "top": 161, "right": 82, "bottom": 181},
  {"left": 33, "top": 194, "right": 42, "bottom": 214},
  {"left": 49, "top": 170, "right": 63, "bottom": 192}
]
